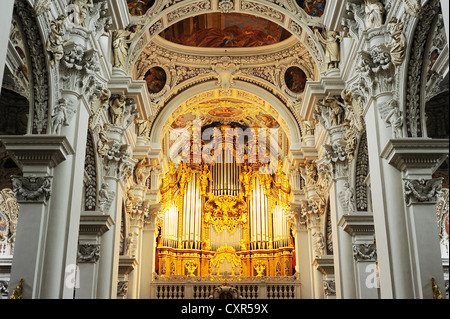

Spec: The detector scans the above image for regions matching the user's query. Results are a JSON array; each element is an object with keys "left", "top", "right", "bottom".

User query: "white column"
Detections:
[
  {"left": 382, "top": 138, "right": 448, "bottom": 298},
  {"left": 364, "top": 97, "right": 414, "bottom": 298},
  {"left": 309, "top": 224, "right": 324, "bottom": 299},
  {"left": 139, "top": 203, "right": 160, "bottom": 299},
  {"left": 292, "top": 208, "right": 313, "bottom": 299},
  {"left": 39, "top": 94, "right": 90, "bottom": 299},
  {"left": 339, "top": 213, "right": 379, "bottom": 299},
  {"left": 75, "top": 213, "right": 114, "bottom": 299},
  {"left": 97, "top": 176, "right": 124, "bottom": 298},
  {"left": 1, "top": 136, "right": 74, "bottom": 299},
  {"left": 327, "top": 126, "right": 357, "bottom": 299},
  {"left": 0, "top": 0, "right": 14, "bottom": 94}
]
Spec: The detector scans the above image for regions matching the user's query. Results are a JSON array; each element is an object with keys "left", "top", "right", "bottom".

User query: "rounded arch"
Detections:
[
  {"left": 149, "top": 80, "right": 302, "bottom": 152},
  {"left": 126, "top": 0, "right": 326, "bottom": 75}
]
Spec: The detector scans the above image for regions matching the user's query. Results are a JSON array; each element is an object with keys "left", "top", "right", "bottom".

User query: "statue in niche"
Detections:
[
  {"left": 315, "top": 28, "right": 342, "bottom": 71},
  {"left": 304, "top": 162, "right": 317, "bottom": 185},
  {"left": 302, "top": 120, "right": 316, "bottom": 136},
  {"left": 51, "top": 99, "right": 69, "bottom": 135},
  {"left": 312, "top": 231, "right": 325, "bottom": 257},
  {"left": 46, "top": 15, "right": 66, "bottom": 68},
  {"left": 112, "top": 27, "right": 140, "bottom": 69},
  {"left": 109, "top": 94, "right": 127, "bottom": 126},
  {"left": 386, "top": 17, "right": 407, "bottom": 74},
  {"left": 364, "top": 0, "right": 385, "bottom": 29}
]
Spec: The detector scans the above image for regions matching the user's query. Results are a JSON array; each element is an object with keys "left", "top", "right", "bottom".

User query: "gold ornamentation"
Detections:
[
  {"left": 432, "top": 277, "right": 443, "bottom": 299},
  {"left": 185, "top": 260, "right": 198, "bottom": 276},
  {"left": 254, "top": 261, "right": 266, "bottom": 277},
  {"left": 9, "top": 278, "right": 24, "bottom": 299},
  {"left": 204, "top": 193, "right": 247, "bottom": 234},
  {"left": 198, "top": 164, "right": 212, "bottom": 197},
  {"left": 211, "top": 245, "right": 241, "bottom": 276}
]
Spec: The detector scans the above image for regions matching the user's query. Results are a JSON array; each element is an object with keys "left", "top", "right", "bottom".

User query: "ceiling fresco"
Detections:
[{"left": 159, "top": 13, "right": 293, "bottom": 48}]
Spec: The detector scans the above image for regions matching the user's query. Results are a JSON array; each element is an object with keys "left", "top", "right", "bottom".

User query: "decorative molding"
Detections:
[
  {"left": 313, "top": 255, "right": 335, "bottom": 275},
  {"left": 404, "top": 178, "right": 443, "bottom": 205},
  {"left": 77, "top": 243, "right": 100, "bottom": 263},
  {"left": 79, "top": 213, "right": 115, "bottom": 237},
  {"left": 323, "top": 279, "right": 336, "bottom": 297},
  {"left": 338, "top": 213, "right": 375, "bottom": 237},
  {"left": 381, "top": 138, "right": 449, "bottom": 173},
  {"left": 11, "top": 175, "right": 52, "bottom": 203},
  {"left": 353, "top": 243, "right": 377, "bottom": 262},
  {"left": 14, "top": 0, "right": 50, "bottom": 134},
  {"left": 0, "top": 135, "right": 75, "bottom": 169},
  {"left": 405, "top": 0, "right": 441, "bottom": 137}
]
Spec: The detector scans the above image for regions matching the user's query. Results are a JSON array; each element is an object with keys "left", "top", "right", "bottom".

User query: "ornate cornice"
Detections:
[
  {"left": 313, "top": 255, "right": 335, "bottom": 275},
  {"left": 79, "top": 213, "right": 115, "bottom": 236},
  {"left": 381, "top": 138, "right": 449, "bottom": 172},
  {"left": 0, "top": 135, "right": 75, "bottom": 169},
  {"left": 338, "top": 213, "right": 375, "bottom": 237},
  {"left": 118, "top": 255, "right": 137, "bottom": 276}
]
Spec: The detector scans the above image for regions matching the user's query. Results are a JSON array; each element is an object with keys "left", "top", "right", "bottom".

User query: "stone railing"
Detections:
[{"left": 150, "top": 275, "right": 302, "bottom": 299}]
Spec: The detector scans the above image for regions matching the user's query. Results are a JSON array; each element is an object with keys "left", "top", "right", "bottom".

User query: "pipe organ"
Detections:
[{"left": 158, "top": 125, "right": 294, "bottom": 278}]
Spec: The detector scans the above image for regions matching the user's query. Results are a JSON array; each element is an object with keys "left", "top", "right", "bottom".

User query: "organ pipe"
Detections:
[{"left": 158, "top": 123, "right": 294, "bottom": 277}]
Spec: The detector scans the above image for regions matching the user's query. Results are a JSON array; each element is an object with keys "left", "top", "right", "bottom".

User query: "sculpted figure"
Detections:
[
  {"left": 387, "top": 17, "right": 407, "bottom": 73},
  {"left": 315, "top": 29, "right": 342, "bottom": 71},
  {"left": 72, "top": 0, "right": 93, "bottom": 27},
  {"left": 109, "top": 95, "right": 127, "bottom": 126},
  {"left": 112, "top": 28, "right": 139, "bottom": 69},
  {"left": 89, "top": 88, "right": 111, "bottom": 132},
  {"left": 199, "top": 164, "right": 212, "bottom": 197},
  {"left": 364, "top": 0, "right": 385, "bottom": 29},
  {"left": 46, "top": 15, "right": 66, "bottom": 68},
  {"left": 51, "top": 99, "right": 69, "bottom": 135}
]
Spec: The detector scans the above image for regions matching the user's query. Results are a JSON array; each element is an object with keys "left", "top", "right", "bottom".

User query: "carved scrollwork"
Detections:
[
  {"left": 11, "top": 175, "right": 52, "bottom": 203},
  {"left": 77, "top": 243, "right": 100, "bottom": 263},
  {"left": 353, "top": 243, "right": 377, "bottom": 261},
  {"left": 404, "top": 178, "right": 443, "bottom": 205}
]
